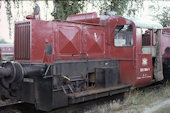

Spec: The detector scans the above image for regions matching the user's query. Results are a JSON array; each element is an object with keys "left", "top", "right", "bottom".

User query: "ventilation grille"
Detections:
[{"left": 15, "top": 22, "right": 30, "bottom": 60}]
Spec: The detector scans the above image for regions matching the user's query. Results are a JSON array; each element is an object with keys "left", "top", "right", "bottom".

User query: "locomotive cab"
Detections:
[{"left": 129, "top": 18, "right": 164, "bottom": 86}]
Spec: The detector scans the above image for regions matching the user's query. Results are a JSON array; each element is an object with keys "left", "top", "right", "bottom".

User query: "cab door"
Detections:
[
  {"left": 110, "top": 24, "right": 136, "bottom": 85},
  {"left": 135, "top": 53, "right": 153, "bottom": 86},
  {"left": 134, "top": 28, "right": 153, "bottom": 86},
  {"left": 134, "top": 28, "right": 162, "bottom": 86}
]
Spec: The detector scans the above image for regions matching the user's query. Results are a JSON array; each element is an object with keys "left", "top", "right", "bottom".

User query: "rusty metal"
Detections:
[
  {"left": 89, "top": 73, "right": 95, "bottom": 83},
  {"left": 68, "top": 83, "right": 131, "bottom": 104}
]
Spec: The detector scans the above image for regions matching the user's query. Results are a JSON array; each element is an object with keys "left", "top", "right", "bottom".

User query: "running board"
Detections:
[{"left": 68, "top": 83, "right": 131, "bottom": 104}]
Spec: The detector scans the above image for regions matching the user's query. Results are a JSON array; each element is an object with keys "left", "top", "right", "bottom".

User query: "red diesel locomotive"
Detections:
[{"left": 0, "top": 7, "right": 169, "bottom": 111}]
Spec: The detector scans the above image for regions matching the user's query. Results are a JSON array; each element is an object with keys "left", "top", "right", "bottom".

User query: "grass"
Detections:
[
  {"left": 86, "top": 83, "right": 170, "bottom": 113},
  {"left": 154, "top": 107, "right": 170, "bottom": 113}
]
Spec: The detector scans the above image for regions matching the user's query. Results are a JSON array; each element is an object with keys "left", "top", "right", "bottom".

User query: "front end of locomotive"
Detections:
[{"left": 0, "top": 19, "right": 56, "bottom": 111}]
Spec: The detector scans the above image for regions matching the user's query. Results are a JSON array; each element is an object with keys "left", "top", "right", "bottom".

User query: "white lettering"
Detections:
[
  {"left": 142, "top": 58, "right": 148, "bottom": 66},
  {"left": 140, "top": 68, "right": 150, "bottom": 72},
  {"left": 136, "top": 75, "right": 152, "bottom": 80}
]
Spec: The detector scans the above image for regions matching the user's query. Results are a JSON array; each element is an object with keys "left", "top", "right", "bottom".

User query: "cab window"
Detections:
[{"left": 114, "top": 24, "right": 133, "bottom": 47}]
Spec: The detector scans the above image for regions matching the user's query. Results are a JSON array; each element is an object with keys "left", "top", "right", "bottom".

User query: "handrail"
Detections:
[
  {"left": 72, "top": 53, "right": 88, "bottom": 61},
  {"left": 133, "top": 46, "right": 136, "bottom": 68},
  {"left": 72, "top": 53, "right": 89, "bottom": 89}
]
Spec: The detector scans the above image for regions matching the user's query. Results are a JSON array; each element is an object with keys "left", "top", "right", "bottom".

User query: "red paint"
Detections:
[
  {"left": 135, "top": 54, "right": 153, "bottom": 86},
  {"left": 66, "top": 12, "right": 100, "bottom": 23},
  {"left": 0, "top": 44, "right": 14, "bottom": 55},
  {"left": 14, "top": 12, "right": 164, "bottom": 87},
  {"left": 26, "top": 15, "right": 35, "bottom": 20}
]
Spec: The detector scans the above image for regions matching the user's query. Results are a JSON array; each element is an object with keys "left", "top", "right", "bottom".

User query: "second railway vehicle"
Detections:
[
  {"left": 0, "top": 6, "right": 169, "bottom": 111},
  {"left": 0, "top": 44, "right": 14, "bottom": 61},
  {"left": 162, "top": 27, "right": 170, "bottom": 81}
]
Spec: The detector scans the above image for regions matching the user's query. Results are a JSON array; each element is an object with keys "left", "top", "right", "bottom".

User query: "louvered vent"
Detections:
[{"left": 15, "top": 22, "right": 30, "bottom": 60}]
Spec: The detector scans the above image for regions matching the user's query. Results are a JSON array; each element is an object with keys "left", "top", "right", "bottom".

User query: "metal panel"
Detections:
[
  {"left": 53, "top": 59, "right": 120, "bottom": 79},
  {"left": 83, "top": 27, "right": 105, "bottom": 56},
  {"left": 58, "top": 26, "right": 81, "bottom": 54},
  {"left": 34, "top": 77, "right": 53, "bottom": 111},
  {"left": 52, "top": 90, "right": 68, "bottom": 109},
  {"left": 15, "top": 22, "right": 30, "bottom": 60},
  {"left": 69, "top": 83, "right": 131, "bottom": 104},
  {"left": 135, "top": 54, "right": 153, "bottom": 86},
  {"left": 19, "top": 78, "right": 35, "bottom": 104},
  {"left": 96, "top": 67, "right": 119, "bottom": 88}
]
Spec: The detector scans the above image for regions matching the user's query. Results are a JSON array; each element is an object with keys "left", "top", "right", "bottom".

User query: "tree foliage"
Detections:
[
  {"left": 0, "top": 39, "right": 8, "bottom": 44},
  {"left": 51, "top": 0, "right": 85, "bottom": 20},
  {"left": 99, "top": 0, "right": 131, "bottom": 15},
  {"left": 93, "top": 0, "right": 143, "bottom": 16},
  {"left": 4, "top": 0, "right": 12, "bottom": 37},
  {"left": 2, "top": 0, "right": 170, "bottom": 41},
  {"left": 149, "top": 3, "right": 170, "bottom": 27},
  {"left": 156, "top": 7, "right": 170, "bottom": 27},
  {"left": 2, "top": 0, "right": 86, "bottom": 40}
]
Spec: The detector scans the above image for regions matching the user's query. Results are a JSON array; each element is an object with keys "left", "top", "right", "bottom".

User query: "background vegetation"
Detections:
[{"left": 0, "top": 0, "right": 169, "bottom": 42}]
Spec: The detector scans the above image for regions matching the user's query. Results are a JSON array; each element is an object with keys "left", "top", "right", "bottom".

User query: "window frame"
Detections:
[{"left": 113, "top": 24, "right": 134, "bottom": 47}]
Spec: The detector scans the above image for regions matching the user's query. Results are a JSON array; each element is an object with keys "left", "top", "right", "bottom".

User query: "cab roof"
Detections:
[{"left": 125, "top": 17, "right": 163, "bottom": 29}]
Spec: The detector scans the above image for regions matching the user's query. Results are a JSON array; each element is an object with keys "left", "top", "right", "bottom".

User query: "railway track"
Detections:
[
  {"left": 0, "top": 82, "right": 166, "bottom": 113},
  {"left": 0, "top": 93, "right": 124, "bottom": 113}
]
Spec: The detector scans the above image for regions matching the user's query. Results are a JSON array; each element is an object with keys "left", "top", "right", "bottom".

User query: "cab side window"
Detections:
[{"left": 114, "top": 24, "right": 133, "bottom": 47}]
